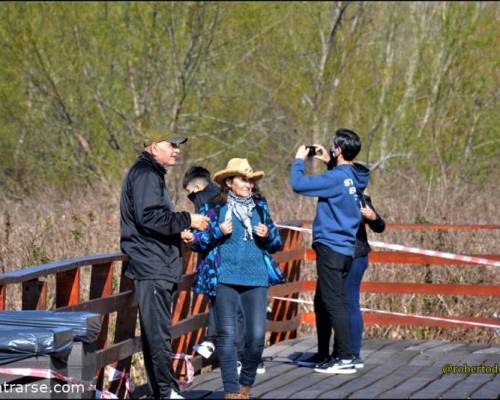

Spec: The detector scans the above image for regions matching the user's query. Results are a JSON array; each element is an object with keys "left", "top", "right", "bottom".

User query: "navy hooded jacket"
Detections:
[{"left": 290, "top": 159, "right": 370, "bottom": 256}]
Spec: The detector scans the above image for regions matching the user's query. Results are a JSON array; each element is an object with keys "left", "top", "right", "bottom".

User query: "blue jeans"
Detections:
[
  {"left": 215, "top": 284, "right": 267, "bottom": 393},
  {"left": 344, "top": 256, "right": 369, "bottom": 358},
  {"left": 205, "top": 296, "right": 245, "bottom": 362}
]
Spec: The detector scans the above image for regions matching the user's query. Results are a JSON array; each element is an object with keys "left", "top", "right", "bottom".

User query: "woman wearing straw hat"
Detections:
[{"left": 191, "top": 158, "right": 284, "bottom": 399}]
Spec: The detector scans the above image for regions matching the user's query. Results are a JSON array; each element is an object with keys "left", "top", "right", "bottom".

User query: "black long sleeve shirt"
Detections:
[{"left": 354, "top": 195, "right": 386, "bottom": 258}]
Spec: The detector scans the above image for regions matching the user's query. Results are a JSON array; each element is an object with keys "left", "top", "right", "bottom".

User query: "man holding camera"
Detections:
[{"left": 290, "top": 129, "right": 370, "bottom": 374}]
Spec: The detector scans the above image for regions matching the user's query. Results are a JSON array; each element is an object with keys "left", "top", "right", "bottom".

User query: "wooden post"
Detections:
[
  {"left": 270, "top": 227, "right": 303, "bottom": 345},
  {"left": 108, "top": 269, "right": 137, "bottom": 398},
  {"left": 0, "top": 285, "right": 5, "bottom": 310},
  {"left": 284, "top": 229, "right": 302, "bottom": 341},
  {"left": 90, "top": 261, "right": 114, "bottom": 391},
  {"left": 56, "top": 268, "right": 80, "bottom": 307},
  {"left": 90, "top": 262, "right": 114, "bottom": 346},
  {"left": 172, "top": 246, "right": 197, "bottom": 376},
  {"left": 22, "top": 278, "right": 48, "bottom": 309}
]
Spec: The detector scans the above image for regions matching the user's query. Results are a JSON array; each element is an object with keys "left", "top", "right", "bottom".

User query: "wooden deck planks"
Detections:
[
  {"left": 410, "top": 351, "right": 494, "bottom": 398},
  {"left": 319, "top": 346, "right": 422, "bottom": 398},
  {"left": 189, "top": 336, "right": 316, "bottom": 396},
  {"left": 440, "top": 373, "right": 497, "bottom": 399},
  {"left": 381, "top": 366, "right": 444, "bottom": 399},
  {"left": 260, "top": 369, "right": 335, "bottom": 399},
  {"left": 181, "top": 337, "right": 500, "bottom": 399},
  {"left": 289, "top": 366, "right": 380, "bottom": 399},
  {"left": 348, "top": 365, "right": 425, "bottom": 399},
  {"left": 252, "top": 365, "right": 315, "bottom": 398},
  {"left": 470, "top": 378, "right": 500, "bottom": 399}
]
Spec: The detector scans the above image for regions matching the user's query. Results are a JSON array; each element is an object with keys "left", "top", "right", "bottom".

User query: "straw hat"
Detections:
[{"left": 213, "top": 158, "right": 264, "bottom": 185}]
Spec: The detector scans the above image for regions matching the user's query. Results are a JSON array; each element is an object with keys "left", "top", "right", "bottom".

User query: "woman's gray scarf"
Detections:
[{"left": 225, "top": 191, "right": 256, "bottom": 241}]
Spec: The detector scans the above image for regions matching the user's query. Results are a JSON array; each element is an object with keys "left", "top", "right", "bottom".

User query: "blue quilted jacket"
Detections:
[{"left": 191, "top": 198, "right": 284, "bottom": 296}]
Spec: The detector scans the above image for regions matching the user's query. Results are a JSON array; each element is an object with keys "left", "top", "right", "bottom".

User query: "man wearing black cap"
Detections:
[{"left": 120, "top": 128, "right": 209, "bottom": 399}]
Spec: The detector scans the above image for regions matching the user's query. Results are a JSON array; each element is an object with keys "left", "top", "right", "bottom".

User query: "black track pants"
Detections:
[
  {"left": 313, "top": 243, "right": 353, "bottom": 359},
  {"left": 134, "top": 279, "right": 179, "bottom": 398}
]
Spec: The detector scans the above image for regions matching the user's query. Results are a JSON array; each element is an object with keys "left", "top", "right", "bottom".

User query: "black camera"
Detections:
[{"left": 306, "top": 145, "right": 322, "bottom": 157}]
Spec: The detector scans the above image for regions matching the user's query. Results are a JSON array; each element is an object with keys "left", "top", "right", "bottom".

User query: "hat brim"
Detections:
[
  {"left": 213, "top": 170, "right": 264, "bottom": 185},
  {"left": 168, "top": 137, "right": 188, "bottom": 145},
  {"left": 144, "top": 136, "right": 188, "bottom": 147}
]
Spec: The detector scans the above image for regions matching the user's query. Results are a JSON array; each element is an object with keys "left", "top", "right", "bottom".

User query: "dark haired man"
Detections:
[
  {"left": 182, "top": 166, "right": 221, "bottom": 361},
  {"left": 290, "top": 129, "right": 370, "bottom": 375},
  {"left": 183, "top": 166, "right": 221, "bottom": 212}
]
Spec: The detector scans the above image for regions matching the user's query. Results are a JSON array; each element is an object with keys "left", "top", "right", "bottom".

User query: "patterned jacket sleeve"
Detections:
[
  {"left": 256, "top": 199, "right": 283, "bottom": 254},
  {"left": 191, "top": 204, "right": 225, "bottom": 253}
]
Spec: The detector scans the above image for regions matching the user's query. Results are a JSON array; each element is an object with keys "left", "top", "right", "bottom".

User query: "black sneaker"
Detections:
[
  {"left": 353, "top": 356, "right": 364, "bottom": 369},
  {"left": 296, "top": 353, "right": 330, "bottom": 368},
  {"left": 314, "top": 357, "right": 357, "bottom": 374}
]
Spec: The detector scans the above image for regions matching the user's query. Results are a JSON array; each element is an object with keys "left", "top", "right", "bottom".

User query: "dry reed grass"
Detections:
[{"left": 0, "top": 174, "right": 498, "bottom": 385}]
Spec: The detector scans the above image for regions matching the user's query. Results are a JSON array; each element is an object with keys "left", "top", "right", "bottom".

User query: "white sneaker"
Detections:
[
  {"left": 237, "top": 361, "right": 242, "bottom": 375},
  {"left": 257, "top": 361, "right": 266, "bottom": 374},
  {"left": 193, "top": 341, "right": 215, "bottom": 359},
  {"left": 170, "top": 389, "right": 185, "bottom": 399}
]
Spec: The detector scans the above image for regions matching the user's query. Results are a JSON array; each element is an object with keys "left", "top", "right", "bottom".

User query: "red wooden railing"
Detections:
[
  {"left": 0, "top": 222, "right": 498, "bottom": 395},
  {"left": 270, "top": 221, "right": 500, "bottom": 334}
]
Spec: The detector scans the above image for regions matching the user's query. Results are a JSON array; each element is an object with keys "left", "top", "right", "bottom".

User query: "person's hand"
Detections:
[
  {"left": 312, "top": 144, "right": 331, "bottom": 164},
  {"left": 181, "top": 229, "right": 194, "bottom": 244},
  {"left": 254, "top": 223, "right": 268, "bottom": 238},
  {"left": 295, "top": 145, "right": 309, "bottom": 160},
  {"left": 220, "top": 219, "right": 233, "bottom": 236},
  {"left": 190, "top": 213, "right": 210, "bottom": 231},
  {"left": 361, "top": 206, "right": 377, "bottom": 221}
]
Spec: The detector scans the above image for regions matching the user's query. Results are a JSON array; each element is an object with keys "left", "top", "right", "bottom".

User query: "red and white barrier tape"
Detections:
[
  {"left": 271, "top": 296, "right": 500, "bottom": 330},
  {"left": 0, "top": 351, "right": 195, "bottom": 399},
  {"left": 105, "top": 353, "right": 194, "bottom": 394},
  {"left": 368, "top": 240, "right": 500, "bottom": 267},
  {"left": 170, "top": 352, "right": 195, "bottom": 390},
  {"left": 275, "top": 224, "right": 500, "bottom": 267},
  {"left": 275, "top": 224, "right": 313, "bottom": 233},
  {"left": 0, "top": 366, "right": 118, "bottom": 398},
  {"left": 106, "top": 366, "right": 134, "bottom": 398}
]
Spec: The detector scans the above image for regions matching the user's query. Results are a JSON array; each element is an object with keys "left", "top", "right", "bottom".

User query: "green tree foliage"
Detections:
[{"left": 0, "top": 1, "right": 498, "bottom": 196}]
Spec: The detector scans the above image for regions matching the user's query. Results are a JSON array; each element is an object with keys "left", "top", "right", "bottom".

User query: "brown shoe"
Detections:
[
  {"left": 240, "top": 385, "right": 251, "bottom": 399},
  {"left": 224, "top": 392, "right": 241, "bottom": 399}
]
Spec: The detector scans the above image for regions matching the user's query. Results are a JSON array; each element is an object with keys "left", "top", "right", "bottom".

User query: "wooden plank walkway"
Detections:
[{"left": 181, "top": 336, "right": 500, "bottom": 399}]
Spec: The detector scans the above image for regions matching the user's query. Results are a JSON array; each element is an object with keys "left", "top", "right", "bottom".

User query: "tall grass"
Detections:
[{"left": 0, "top": 174, "right": 498, "bottom": 346}]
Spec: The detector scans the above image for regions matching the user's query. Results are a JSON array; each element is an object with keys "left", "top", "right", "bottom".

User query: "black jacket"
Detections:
[
  {"left": 120, "top": 152, "right": 191, "bottom": 281},
  {"left": 354, "top": 195, "right": 385, "bottom": 258},
  {"left": 188, "top": 182, "right": 220, "bottom": 212}
]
